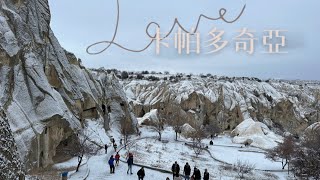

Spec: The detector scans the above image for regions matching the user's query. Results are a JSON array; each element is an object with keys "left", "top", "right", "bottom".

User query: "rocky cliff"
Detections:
[
  {"left": 121, "top": 74, "right": 320, "bottom": 135},
  {"left": 0, "top": 0, "right": 136, "bottom": 176},
  {"left": 0, "top": 110, "right": 24, "bottom": 179}
]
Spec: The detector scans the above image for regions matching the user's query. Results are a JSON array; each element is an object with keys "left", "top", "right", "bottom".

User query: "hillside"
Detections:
[{"left": 119, "top": 72, "right": 320, "bottom": 135}]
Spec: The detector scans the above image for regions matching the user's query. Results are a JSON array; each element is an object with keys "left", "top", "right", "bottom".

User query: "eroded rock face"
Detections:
[
  {"left": 0, "top": 110, "right": 24, "bottom": 179},
  {"left": 122, "top": 77, "right": 320, "bottom": 135},
  {"left": 0, "top": 0, "right": 136, "bottom": 172}
]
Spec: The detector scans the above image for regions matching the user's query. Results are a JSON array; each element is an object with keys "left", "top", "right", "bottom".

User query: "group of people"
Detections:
[
  {"left": 108, "top": 156, "right": 209, "bottom": 180},
  {"left": 106, "top": 137, "right": 209, "bottom": 180},
  {"left": 171, "top": 161, "right": 209, "bottom": 180},
  {"left": 107, "top": 151, "right": 146, "bottom": 179},
  {"left": 108, "top": 152, "right": 121, "bottom": 173}
]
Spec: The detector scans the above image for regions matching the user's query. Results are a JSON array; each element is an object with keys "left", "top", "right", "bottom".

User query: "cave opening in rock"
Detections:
[
  {"left": 102, "top": 104, "right": 106, "bottom": 115},
  {"left": 139, "top": 108, "right": 145, "bottom": 117},
  {"left": 39, "top": 151, "right": 44, "bottom": 168},
  {"left": 52, "top": 134, "right": 79, "bottom": 163}
]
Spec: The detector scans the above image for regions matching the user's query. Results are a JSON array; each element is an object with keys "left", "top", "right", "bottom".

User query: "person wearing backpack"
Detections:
[
  {"left": 127, "top": 152, "right": 133, "bottom": 174},
  {"left": 115, "top": 152, "right": 120, "bottom": 166},
  {"left": 137, "top": 167, "right": 145, "bottom": 180},
  {"left": 108, "top": 155, "right": 115, "bottom": 174},
  {"left": 203, "top": 169, "right": 209, "bottom": 180},
  {"left": 183, "top": 162, "right": 191, "bottom": 180},
  {"left": 171, "top": 161, "right": 180, "bottom": 179},
  {"left": 113, "top": 143, "right": 118, "bottom": 152},
  {"left": 192, "top": 167, "right": 201, "bottom": 180}
]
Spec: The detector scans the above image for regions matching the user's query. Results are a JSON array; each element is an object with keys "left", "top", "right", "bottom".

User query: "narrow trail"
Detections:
[
  {"left": 70, "top": 133, "right": 288, "bottom": 180},
  {"left": 83, "top": 137, "right": 172, "bottom": 180}
]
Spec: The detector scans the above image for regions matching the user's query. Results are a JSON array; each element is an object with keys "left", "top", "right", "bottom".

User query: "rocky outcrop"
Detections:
[
  {"left": 0, "top": 0, "right": 136, "bottom": 173},
  {"left": 122, "top": 76, "right": 320, "bottom": 135},
  {"left": 0, "top": 110, "right": 24, "bottom": 179}
]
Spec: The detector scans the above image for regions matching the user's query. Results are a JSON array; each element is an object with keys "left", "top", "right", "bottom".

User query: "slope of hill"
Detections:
[{"left": 121, "top": 73, "right": 320, "bottom": 135}]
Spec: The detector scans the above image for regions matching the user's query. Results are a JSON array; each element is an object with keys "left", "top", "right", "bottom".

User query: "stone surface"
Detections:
[
  {"left": 0, "top": 0, "right": 136, "bottom": 173},
  {"left": 121, "top": 76, "right": 320, "bottom": 135}
]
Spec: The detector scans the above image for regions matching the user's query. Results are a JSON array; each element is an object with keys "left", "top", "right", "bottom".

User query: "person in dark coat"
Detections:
[
  {"left": 137, "top": 167, "right": 145, "bottom": 180},
  {"left": 183, "top": 162, "right": 191, "bottom": 180},
  {"left": 171, "top": 161, "right": 180, "bottom": 179},
  {"left": 192, "top": 167, "right": 201, "bottom": 180},
  {"left": 108, "top": 155, "right": 115, "bottom": 173},
  {"left": 113, "top": 143, "right": 118, "bottom": 151},
  {"left": 127, "top": 153, "right": 133, "bottom": 174},
  {"left": 203, "top": 169, "right": 209, "bottom": 180}
]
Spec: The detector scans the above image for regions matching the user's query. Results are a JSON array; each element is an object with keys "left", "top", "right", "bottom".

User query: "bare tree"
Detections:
[
  {"left": 53, "top": 127, "right": 98, "bottom": 173},
  {"left": 266, "top": 136, "right": 295, "bottom": 174},
  {"left": 188, "top": 126, "right": 206, "bottom": 157},
  {"left": 167, "top": 106, "right": 184, "bottom": 141},
  {"left": 204, "top": 121, "right": 221, "bottom": 138},
  {"left": 292, "top": 129, "right": 320, "bottom": 179},
  {"left": 74, "top": 130, "right": 94, "bottom": 172},
  {"left": 150, "top": 115, "right": 164, "bottom": 141},
  {"left": 120, "top": 118, "right": 135, "bottom": 149},
  {"left": 233, "top": 160, "right": 255, "bottom": 179}
]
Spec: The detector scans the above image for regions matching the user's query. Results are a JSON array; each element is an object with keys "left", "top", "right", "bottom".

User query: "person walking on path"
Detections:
[
  {"left": 183, "top": 162, "right": 191, "bottom": 180},
  {"left": 127, "top": 152, "right": 133, "bottom": 174},
  {"left": 115, "top": 152, "right": 120, "bottom": 166},
  {"left": 137, "top": 167, "right": 145, "bottom": 180},
  {"left": 113, "top": 143, "right": 118, "bottom": 152},
  {"left": 203, "top": 169, "right": 209, "bottom": 180},
  {"left": 104, "top": 144, "right": 108, "bottom": 154},
  {"left": 108, "top": 155, "right": 115, "bottom": 174},
  {"left": 171, "top": 161, "right": 180, "bottom": 179},
  {"left": 192, "top": 167, "right": 201, "bottom": 180}
]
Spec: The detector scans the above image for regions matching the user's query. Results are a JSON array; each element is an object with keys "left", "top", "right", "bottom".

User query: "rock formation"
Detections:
[
  {"left": 121, "top": 75, "right": 320, "bottom": 135},
  {"left": 0, "top": 0, "right": 136, "bottom": 176},
  {"left": 0, "top": 110, "right": 24, "bottom": 179}
]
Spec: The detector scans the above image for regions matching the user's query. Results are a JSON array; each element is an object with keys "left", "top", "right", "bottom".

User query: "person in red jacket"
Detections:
[{"left": 115, "top": 152, "right": 120, "bottom": 166}]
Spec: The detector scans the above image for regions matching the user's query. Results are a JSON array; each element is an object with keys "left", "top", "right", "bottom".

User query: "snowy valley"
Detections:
[{"left": 0, "top": 0, "right": 320, "bottom": 180}]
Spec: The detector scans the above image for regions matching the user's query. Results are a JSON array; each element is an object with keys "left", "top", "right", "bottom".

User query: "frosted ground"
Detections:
[{"left": 47, "top": 119, "right": 295, "bottom": 180}]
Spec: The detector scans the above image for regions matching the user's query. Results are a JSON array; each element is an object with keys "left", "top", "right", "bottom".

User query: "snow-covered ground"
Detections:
[{"left": 51, "top": 121, "right": 294, "bottom": 180}]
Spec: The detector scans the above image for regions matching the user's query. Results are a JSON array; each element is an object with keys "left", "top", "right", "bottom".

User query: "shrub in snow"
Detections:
[
  {"left": 233, "top": 160, "right": 255, "bottom": 179},
  {"left": 187, "top": 126, "right": 206, "bottom": 157},
  {"left": 292, "top": 128, "right": 320, "bottom": 179},
  {"left": 266, "top": 136, "right": 295, "bottom": 173},
  {"left": 121, "top": 71, "right": 129, "bottom": 79},
  {"left": 136, "top": 74, "right": 144, "bottom": 79}
]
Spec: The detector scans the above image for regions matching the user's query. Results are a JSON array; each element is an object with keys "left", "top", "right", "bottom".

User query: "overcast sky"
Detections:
[{"left": 48, "top": 0, "right": 319, "bottom": 80}]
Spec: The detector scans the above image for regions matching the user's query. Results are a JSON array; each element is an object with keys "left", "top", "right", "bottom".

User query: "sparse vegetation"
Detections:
[
  {"left": 121, "top": 71, "right": 129, "bottom": 79},
  {"left": 233, "top": 160, "right": 255, "bottom": 179},
  {"left": 292, "top": 129, "right": 320, "bottom": 179},
  {"left": 188, "top": 126, "right": 206, "bottom": 157},
  {"left": 266, "top": 136, "right": 295, "bottom": 174}
]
